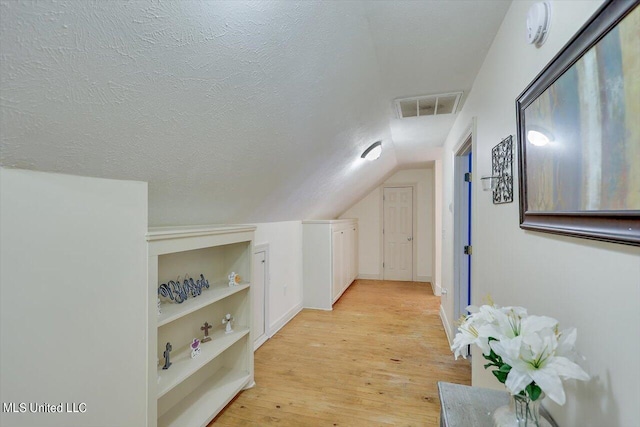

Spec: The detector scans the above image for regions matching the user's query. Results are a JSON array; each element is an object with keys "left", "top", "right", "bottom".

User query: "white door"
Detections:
[
  {"left": 454, "top": 138, "right": 473, "bottom": 324},
  {"left": 383, "top": 187, "right": 413, "bottom": 281},
  {"left": 253, "top": 249, "right": 268, "bottom": 350}
]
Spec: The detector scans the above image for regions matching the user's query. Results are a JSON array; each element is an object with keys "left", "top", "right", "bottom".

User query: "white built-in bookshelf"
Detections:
[{"left": 147, "top": 225, "right": 255, "bottom": 427}]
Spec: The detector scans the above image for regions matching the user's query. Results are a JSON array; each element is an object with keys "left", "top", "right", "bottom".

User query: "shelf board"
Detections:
[
  {"left": 157, "top": 326, "right": 250, "bottom": 398},
  {"left": 157, "top": 283, "right": 250, "bottom": 327},
  {"left": 158, "top": 367, "right": 250, "bottom": 427},
  {"left": 147, "top": 225, "right": 256, "bottom": 241},
  {"left": 302, "top": 219, "right": 357, "bottom": 224}
]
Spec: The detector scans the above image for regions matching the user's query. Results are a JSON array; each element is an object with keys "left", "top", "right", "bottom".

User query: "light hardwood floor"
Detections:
[{"left": 211, "top": 279, "right": 470, "bottom": 426}]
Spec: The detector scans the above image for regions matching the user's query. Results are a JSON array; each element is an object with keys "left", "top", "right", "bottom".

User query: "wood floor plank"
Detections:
[{"left": 210, "top": 279, "right": 470, "bottom": 426}]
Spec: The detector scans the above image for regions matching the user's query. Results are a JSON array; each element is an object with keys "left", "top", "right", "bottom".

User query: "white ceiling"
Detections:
[{"left": 0, "top": 1, "right": 510, "bottom": 226}]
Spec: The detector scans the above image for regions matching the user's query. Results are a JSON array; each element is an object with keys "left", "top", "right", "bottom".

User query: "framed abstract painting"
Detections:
[{"left": 516, "top": 0, "right": 640, "bottom": 246}]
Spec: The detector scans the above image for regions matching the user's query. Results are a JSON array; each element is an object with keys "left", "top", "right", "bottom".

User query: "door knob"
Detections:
[{"left": 407, "top": 237, "right": 412, "bottom": 241}]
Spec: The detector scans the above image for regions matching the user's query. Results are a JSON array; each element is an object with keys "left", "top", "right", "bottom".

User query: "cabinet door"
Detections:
[
  {"left": 345, "top": 227, "right": 353, "bottom": 285},
  {"left": 349, "top": 225, "right": 358, "bottom": 283},
  {"left": 331, "top": 229, "right": 344, "bottom": 299},
  {"left": 253, "top": 249, "right": 267, "bottom": 346}
]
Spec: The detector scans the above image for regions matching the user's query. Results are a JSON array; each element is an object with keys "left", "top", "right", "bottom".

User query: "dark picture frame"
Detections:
[{"left": 516, "top": 0, "right": 640, "bottom": 246}]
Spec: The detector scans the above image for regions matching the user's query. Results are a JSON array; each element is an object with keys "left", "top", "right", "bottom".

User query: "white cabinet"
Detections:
[
  {"left": 147, "top": 225, "right": 255, "bottom": 427},
  {"left": 303, "top": 219, "right": 358, "bottom": 310}
]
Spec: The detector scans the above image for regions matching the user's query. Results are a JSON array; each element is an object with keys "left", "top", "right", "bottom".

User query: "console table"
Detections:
[{"left": 437, "top": 382, "right": 558, "bottom": 427}]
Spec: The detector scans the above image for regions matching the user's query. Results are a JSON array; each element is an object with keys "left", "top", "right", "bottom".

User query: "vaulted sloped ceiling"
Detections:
[{"left": 0, "top": 1, "right": 509, "bottom": 226}]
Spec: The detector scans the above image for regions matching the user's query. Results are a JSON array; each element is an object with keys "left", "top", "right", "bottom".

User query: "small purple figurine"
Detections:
[{"left": 190, "top": 338, "right": 201, "bottom": 359}]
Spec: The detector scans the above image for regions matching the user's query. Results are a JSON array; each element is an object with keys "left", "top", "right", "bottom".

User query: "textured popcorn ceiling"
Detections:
[{"left": 0, "top": 1, "right": 509, "bottom": 226}]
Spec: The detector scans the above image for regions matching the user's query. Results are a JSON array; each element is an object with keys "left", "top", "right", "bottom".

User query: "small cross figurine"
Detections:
[
  {"left": 222, "top": 313, "right": 234, "bottom": 334},
  {"left": 201, "top": 321, "right": 212, "bottom": 342},
  {"left": 162, "top": 342, "right": 172, "bottom": 370}
]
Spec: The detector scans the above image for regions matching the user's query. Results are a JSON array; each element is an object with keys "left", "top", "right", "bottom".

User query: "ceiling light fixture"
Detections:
[{"left": 361, "top": 141, "right": 382, "bottom": 161}]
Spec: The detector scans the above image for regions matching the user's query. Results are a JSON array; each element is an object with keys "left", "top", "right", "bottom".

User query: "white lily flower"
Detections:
[
  {"left": 520, "top": 315, "right": 558, "bottom": 336},
  {"left": 451, "top": 326, "right": 476, "bottom": 360},
  {"left": 450, "top": 300, "right": 589, "bottom": 406},
  {"left": 556, "top": 327, "right": 581, "bottom": 362},
  {"left": 480, "top": 306, "right": 526, "bottom": 340},
  {"left": 490, "top": 326, "right": 590, "bottom": 405},
  {"left": 451, "top": 309, "right": 494, "bottom": 358},
  {"left": 501, "top": 305, "right": 528, "bottom": 317},
  {"left": 466, "top": 305, "right": 480, "bottom": 313}
]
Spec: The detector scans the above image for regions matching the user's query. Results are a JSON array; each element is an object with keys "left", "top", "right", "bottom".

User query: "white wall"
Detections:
[
  {"left": 440, "top": 2, "right": 640, "bottom": 426},
  {"left": 253, "top": 221, "right": 303, "bottom": 336},
  {"left": 0, "top": 168, "right": 148, "bottom": 427},
  {"left": 340, "top": 167, "right": 435, "bottom": 282},
  {"left": 339, "top": 189, "right": 381, "bottom": 277}
]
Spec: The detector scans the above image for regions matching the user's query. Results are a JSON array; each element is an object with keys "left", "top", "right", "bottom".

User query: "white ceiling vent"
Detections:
[{"left": 394, "top": 92, "right": 463, "bottom": 119}]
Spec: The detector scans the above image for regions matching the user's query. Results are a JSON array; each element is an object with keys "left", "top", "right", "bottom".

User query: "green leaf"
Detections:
[
  {"left": 499, "top": 364, "right": 511, "bottom": 373},
  {"left": 487, "top": 348, "right": 503, "bottom": 365},
  {"left": 492, "top": 370, "right": 508, "bottom": 384},
  {"left": 482, "top": 352, "right": 500, "bottom": 367},
  {"left": 526, "top": 383, "right": 542, "bottom": 401}
]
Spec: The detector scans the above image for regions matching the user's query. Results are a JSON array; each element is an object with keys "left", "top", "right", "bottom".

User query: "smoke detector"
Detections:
[
  {"left": 394, "top": 92, "right": 462, "bottom": 119},
  {"left": 526, "top": 2, "right": 551, "bottom": 46}
]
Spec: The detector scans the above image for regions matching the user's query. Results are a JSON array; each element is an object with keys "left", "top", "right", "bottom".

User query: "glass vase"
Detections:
[{"left": 493, "top": 393, "right": 550, "bottom": 427}]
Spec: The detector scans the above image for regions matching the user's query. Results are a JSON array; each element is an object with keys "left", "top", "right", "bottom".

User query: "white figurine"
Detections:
[
  {"left": 222, "top": 313, "right": 234, "bottom": 334},
  {"left": 227, "top": 272, "right": 241, "bottom": 287},
  {"left": 190, "top": 338, "right": 201, "bottom": 359}
]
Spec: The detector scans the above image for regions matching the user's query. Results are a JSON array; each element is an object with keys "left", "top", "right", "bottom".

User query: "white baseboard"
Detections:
[
  {"left": 253, "top": 333, "right": 269, "bottom": 351},
  {"left": 356, "top": 274, "right": 434, "bottom": 283},
  {"left": 440, "top": 304, "right": 454, "bottom": 347},
  {"left": 357, "top": 273, "right": 381, "bottom": 280},
  {"left": 303, "top": 305, "right": 332, "bottom": 311},
  {"left": 269, "top": 302, "right": 303, "bottom": 337},
  {"left": 432, "top": 281, "right": 442, "bottom": 296}
]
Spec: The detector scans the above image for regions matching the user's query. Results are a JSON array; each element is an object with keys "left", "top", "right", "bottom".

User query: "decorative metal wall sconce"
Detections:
[{"left": 483, "top": 136, "right": 513, "bottom": 204}]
